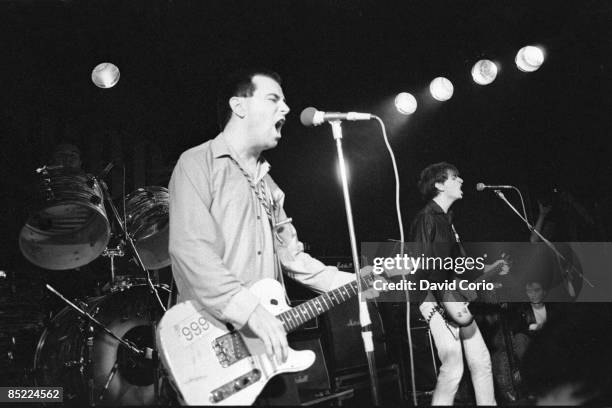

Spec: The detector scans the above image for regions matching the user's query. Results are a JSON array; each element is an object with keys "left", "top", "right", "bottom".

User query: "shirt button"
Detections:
[
  {"left": 257, "top": 216, "right": 261, "bottom": 220},
  {"left": 257, "top": 251, "right": 262, "bottom": 255}
]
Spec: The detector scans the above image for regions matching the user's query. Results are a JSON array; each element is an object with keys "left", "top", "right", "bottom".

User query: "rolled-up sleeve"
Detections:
[
  {"left": 272, "top": 207, "right": 354, "bottom": 291},
  {"left": 169, "top": 155, "right": 259, "bottom": 328}
]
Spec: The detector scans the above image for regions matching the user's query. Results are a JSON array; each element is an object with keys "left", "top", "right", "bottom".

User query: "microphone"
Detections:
[
  {"left": 300, "top": 107, "right": 372, "bottom": 127},
  {"left": 476, "top": 183, "right": 514, "bottom": 191}
]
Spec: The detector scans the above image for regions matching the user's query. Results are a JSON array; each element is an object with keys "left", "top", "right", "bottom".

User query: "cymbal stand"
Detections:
[
  {"left": 96, "top": 175, "right": 166, "bottom": 404},
  {"left": 87, "top": 323, "right": 95, "bottom": 406},
  {"left": 97, "top": 177, "right": 167, "bottom": 312},
  {"left": 101, "top": 245, "right": 125, "bottom": 285},
  {"left": 45, "top": 284, "right": 146, "bottom": 357},
  {"left": 99, "top": 361, "right": 119, "bottom": 403}
]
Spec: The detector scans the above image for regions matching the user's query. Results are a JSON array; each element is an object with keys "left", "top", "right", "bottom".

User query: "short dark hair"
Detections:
[
  {"left": 417, "top": 162, "right": 459, "bottom": 201},
  {"left": 216, "top": 68, "right": 282, "bottom": 131}
]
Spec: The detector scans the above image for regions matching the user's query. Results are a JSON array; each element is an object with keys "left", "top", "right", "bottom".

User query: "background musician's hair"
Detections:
[{"left": 417, "top": 161, "right": 459, "bottom": 201}]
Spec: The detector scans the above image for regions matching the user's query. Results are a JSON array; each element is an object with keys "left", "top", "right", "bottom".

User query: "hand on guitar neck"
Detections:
[{"left": 246, "top": 265, "right": 382, "bottom": 366}]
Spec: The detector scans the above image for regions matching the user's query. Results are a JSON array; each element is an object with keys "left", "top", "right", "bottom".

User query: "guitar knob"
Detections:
[{"left": 211, "top": 391, "right": 224, "bottom": 403}]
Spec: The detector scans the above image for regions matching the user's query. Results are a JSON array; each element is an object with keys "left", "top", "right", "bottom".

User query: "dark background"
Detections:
[{"left": 2, "top": 0, "right": 610, "bottom": 264}]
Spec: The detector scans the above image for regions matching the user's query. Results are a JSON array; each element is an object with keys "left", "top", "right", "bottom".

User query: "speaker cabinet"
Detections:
[
  {"left": 323, "top": 297, "right": 389, "bottom": 374},
  {"left": 288, "top": 336, "right": 331, "bottom": 392}
]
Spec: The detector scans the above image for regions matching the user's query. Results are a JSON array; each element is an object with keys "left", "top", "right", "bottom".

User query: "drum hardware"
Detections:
[
  {"left": 101, "top": 186, "right": 165, "bottom": 406},
  {"left": 19, "top": 166, "right": 111, "bottom": 270},
  {"left": 40, "top": 284, "right": 164, "bottom": 405},
  {"left": 64, "top": 359, "right": 85, "bottom": 368},
  {"left": 123, "top": 186, "right": 171, "bottom": 270},
  {"left": 23, "top": 161, "right": 172, "bottom": 405},
  {"left": 46, "top": 284, "right": 146, "bottom": 358},
  {"left": 101, "top": 245, "right": 125, "bottom": 285},
  {"left": 36, "top": 164, "right": 65, "bottom": 174},
  {"left": 87, "top": 324, "right": 94, "bottom": 405},
  {"left": 97, "top": 177, "right": 166, "bottom": 313},
  {"left": 99, "top": 361, "right": 119, "bottom": 402}
]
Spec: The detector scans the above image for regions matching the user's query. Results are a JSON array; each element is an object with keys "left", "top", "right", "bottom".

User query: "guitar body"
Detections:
[
  {"left": 441, "top": 292, "right": 474, "bottom": 327},
  {"left": 440, "top": 257, "right": 510, "bottom": 327},
  {"left": 157, "top": 279, "right": 315, "bottom": 406}
]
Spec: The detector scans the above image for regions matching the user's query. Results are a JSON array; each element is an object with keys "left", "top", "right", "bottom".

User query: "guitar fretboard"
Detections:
[{"left": 278, "top": 274, "right": 372, "bottom": 333}]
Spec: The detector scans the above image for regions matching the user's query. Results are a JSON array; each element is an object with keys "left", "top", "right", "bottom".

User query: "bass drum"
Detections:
[{"left": 34, "top": 284, "right": 169, "bottom": 406}]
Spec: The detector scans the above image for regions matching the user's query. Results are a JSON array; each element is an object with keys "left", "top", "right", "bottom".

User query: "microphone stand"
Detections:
[
  {"left": 492, "top": 190, "right": 593, "bottom": 290},
  {"left": 328, "top": 120, "right": 380, "bottom": 406}
]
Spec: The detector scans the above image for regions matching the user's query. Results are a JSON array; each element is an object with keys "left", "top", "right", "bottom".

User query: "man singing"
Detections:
[
  {"left": 410, "top": 162, "right": 497, "bottom": 405},
  {"left": 168, "top": 68, "right": 358, "bottom": 403}
]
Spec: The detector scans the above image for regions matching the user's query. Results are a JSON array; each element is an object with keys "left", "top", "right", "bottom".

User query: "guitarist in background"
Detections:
[
  {"left": 410, "top": 162, "right": 498, "bottom": 405},
  {"left": 168, "top": 68, "right": 357, "bottom": 404}
]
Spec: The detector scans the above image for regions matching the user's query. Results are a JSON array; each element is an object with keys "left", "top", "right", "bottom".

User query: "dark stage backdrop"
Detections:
[{"left": 1, "top": 0, "right": 610, "bottom": 264}]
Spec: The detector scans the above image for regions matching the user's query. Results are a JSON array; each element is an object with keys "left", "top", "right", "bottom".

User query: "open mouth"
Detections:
[{"left": 274, "top": 118, "right": 286, "bottom": 132}]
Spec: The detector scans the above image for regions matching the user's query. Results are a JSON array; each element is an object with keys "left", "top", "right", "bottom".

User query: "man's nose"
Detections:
[{"left": 280, "top": 100, "right": 290, "bottom": 115}]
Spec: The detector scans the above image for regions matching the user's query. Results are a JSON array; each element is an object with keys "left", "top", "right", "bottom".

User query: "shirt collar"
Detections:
[
  {"left": 211, "top": 133, "right": 271, "bottom": 179},
  {"left": 427, "top": 200, "right": 454, "bottom": 222}
]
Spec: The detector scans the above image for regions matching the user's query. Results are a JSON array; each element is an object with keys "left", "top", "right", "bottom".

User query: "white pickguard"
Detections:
[{"left": 156, "top": 279, "right": 315, "bottom": 406}]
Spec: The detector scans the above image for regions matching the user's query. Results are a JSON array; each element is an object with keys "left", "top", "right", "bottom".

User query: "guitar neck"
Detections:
[{"left": 278, "top": 275, "right": 369, "bottom": 333}]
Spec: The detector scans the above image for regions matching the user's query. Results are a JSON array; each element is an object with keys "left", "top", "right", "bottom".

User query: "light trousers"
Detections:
[{"left": 420, "top": 301, "right": 497, "bottom": 406}]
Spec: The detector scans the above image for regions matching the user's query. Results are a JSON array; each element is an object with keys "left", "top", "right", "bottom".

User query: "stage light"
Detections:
[
  {"left": 429, "top": 77, "right": 454, "bottom": 101},
  {"left": 394, "top": 92, "right": 417, "bottom": 115},
  {"left": 515, "top": 46, "right": 545, "bottom": 72},
  {"left": 91, "top": 62, "right": 120, "bottom": 88},
  {"left": 471, "top": 59, "right": 498, "bottom": 85}
]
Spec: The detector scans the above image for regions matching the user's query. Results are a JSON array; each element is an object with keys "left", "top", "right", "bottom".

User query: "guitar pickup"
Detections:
[
  {"left": 209, "top": 369, "right": 261, "bottom": 403},
  {"left": 213, "top": 332, "right": 250, "bottom": 367}
]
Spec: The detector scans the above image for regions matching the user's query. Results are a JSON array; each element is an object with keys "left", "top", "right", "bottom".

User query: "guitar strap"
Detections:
[
  {"left": 228, "top": 157, "right": 287, "bottom": 297},
  {"left": 450, "top": 223, "right": 467, "bottom": 257}
]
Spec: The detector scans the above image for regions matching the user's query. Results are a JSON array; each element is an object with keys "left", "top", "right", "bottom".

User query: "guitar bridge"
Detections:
[{"left": 213, "top": 332, "right": 250, "bottom": 367}]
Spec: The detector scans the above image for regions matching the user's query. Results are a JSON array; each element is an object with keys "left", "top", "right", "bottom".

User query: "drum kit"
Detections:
[{"left": 15, "top": 164, "right": 175, "bottom": 405}]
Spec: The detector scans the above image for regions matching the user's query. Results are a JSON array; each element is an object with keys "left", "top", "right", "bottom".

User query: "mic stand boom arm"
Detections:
[
  {"left": 329, "top": 120, "right": 380, "bottom": 406},
  {"left": 492, "top": 190, "right": 593, "bottom": 288}
]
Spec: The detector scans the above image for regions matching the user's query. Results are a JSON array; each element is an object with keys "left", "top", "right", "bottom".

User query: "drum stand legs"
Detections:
[
  {"left": 87, "top": 324, "right": 95, "bottom": 406},
  {"left": 99, "top": 361, "right": 119, "bottom": 403},
  {"left": 46, "top": 284, "right": 151, "bottom": 403}
]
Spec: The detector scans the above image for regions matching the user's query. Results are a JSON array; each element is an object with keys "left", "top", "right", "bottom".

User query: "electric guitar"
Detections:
[
  {"left": 440, "top": 255, "right": 511, "bottom": 327},
  {"left": 156, "top": 273, "right": 376, "bottom": 406}
]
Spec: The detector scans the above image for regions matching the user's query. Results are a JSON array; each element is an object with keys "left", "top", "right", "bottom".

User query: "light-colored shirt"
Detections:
[
  {"left": 169, "top": 133, "right": 354, "bottom": 328},
  {"left": 530, "top": 304, "right": 547, "bottom": 330}
]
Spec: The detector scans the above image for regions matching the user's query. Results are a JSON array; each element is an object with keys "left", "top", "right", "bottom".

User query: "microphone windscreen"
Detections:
[
  {"left": 476, "top": 183, "right": 485, "bottom": 191},
  {"left": 300, "top": 107, "right": 317, "bottom": 127}
]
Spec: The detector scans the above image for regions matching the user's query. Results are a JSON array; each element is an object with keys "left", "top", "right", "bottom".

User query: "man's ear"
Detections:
[
  {"left": 229, "top": 96, "right": 246, "bottom": 118},
  {"left": 434, "top": 181, "right": 445, "bottom": 193}
]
